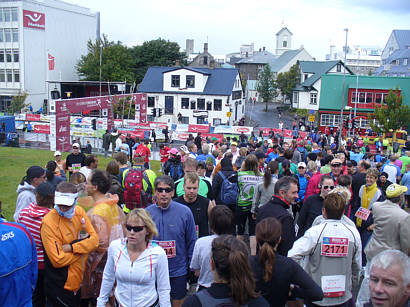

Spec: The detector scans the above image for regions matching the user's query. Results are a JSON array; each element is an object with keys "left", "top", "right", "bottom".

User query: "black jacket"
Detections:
[
  {"left": 352, "top": 172, "right": 366, "bottom": 204},
  {"left": 256, "top": 196, "right": 295, "bottom": 256},
  {"left": 297, "top": 194, "right": 323, "bottom": 238}
]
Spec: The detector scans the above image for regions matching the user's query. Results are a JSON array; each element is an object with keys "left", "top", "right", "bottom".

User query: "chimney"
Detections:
[
  {"left": 204, "top": 43, "right": 208, "bottom": 53},
  {"left": 246, "top": 51, "right": 248, "bottom": 58}
]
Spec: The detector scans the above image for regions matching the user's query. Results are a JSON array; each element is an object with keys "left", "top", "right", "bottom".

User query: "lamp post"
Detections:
[{"left": 339, "top": 28, "right": 348, "bottom": 148}]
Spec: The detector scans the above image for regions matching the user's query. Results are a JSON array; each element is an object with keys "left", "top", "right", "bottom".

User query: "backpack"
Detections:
[
  {"left": 169, "top": 163, "right": 183, "bottom": 181},
  {"left": 219, "top": 172, "right": 239, "bottom": 205},
  {"left": 123, "top": 168, "right": 152, "bottom": 210},
  {"left": 195, "top": 289, "right": 248, "bottom": 307}
]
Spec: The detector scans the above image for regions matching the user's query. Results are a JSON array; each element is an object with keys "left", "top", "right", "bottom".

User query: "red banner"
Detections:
[
  {"left": 33, "top": 124, "right": 50, "bottom": 134},
  {"left": 23, "top": 10, "right": 45, "bottom": 30},
  {"left": 26, "top": 114, "right": 41, "bottom": 121},
  {"left": 48, "top": 53, "right": 55, "bottom": 71},
  {"left": 118, "top": 129, "right": 145, "bottom": 139},
  {"left": 188, "top": 124, "right": 210, "bottom": 133}
]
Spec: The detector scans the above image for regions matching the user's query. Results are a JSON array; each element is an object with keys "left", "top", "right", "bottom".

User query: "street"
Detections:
[{"left": 245, "top": 102, "right": 294, "bottom": 130}]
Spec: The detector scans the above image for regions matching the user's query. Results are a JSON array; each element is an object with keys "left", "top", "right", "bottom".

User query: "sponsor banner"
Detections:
[
  {"left": 175, "top": 124, "right": 189, "bottom": 132},
  {"left": 188, "top": 124, "right": 210, "bottom": 133},
  {"left": 118, "top": 129, "right": 145, "bottom": 139},
  {"left": 71, "top": 126, "right": 96, "bottom": 137},
  {"left": 23, "top": 10, "right": 45, "bottom": 30},
  {"left": 172, "top": 132, "right": 190, "bottom": 142},
  {"left": 40, "top": 115, "right": 50, "bottom": 122},
  {"left": 15, "top": 120, "right": 24, "bottom": 130},
  {"left": 15, "top": 114, "right": 26, "bottom": 121},
  {"left": 33, "top": 123, "right": 50, "bottom": 134},
  {"left": 232, "top": 126, "right": 252, "bottom": 135},
  {"left": 149, "top": 122, "right": 169, "bottom": 130},
  {"left": 48, "top": 53, "right": 55, "bottom": 70},
  {"left": 213, "top": 125, "right": 234, "bottom": 134},
  {"left": 26, "top": 114, "right": 41, "bottom": 121}
]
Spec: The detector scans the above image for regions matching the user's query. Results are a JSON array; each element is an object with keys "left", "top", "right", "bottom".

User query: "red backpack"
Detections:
[{"left": 123, "top": 168, "right": 152, "bottom": 211}]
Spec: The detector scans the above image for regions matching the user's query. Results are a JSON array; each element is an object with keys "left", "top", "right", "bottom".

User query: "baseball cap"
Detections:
[
  {"left": 386, "top": 184, "right": 408, "bottom": 198},
  {"left": 255, "top": 151, "right": 266, "bottom": 159},
  {"left": 179, "top": 145, "right": 189, "bottom": 154},
  {"left": 26, "top": 166, "right": 45, "bottom": 181},
  {"left": 297, "top": 162, "right": 306, "bottom": 168},
  {"left": 331, "top": 158, "right": 343, "bottom": 166},
  {"left": 230, "top": 142, "right": 238, "bottom": 146},
  {"left": 35, "top": 182, "right": 55, "bottom": 196},
  {"left": 54, "top": 151, "right": 62, "bottom": 156},
  {"left": 169, "top": 148, "right": 179, "bottom": 155},
  {"left": 72, "top": 143, "right": 80, "bottom": 148}
]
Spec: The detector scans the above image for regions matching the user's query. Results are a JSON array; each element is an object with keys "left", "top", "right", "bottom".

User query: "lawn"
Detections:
[{"left": 0, "top": 147, "right": 161, "bottom": 221}]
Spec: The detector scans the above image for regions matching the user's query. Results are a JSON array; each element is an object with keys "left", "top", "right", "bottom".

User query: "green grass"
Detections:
[{"left": 0, "top": 147, "right": 161, "bottom": 221}]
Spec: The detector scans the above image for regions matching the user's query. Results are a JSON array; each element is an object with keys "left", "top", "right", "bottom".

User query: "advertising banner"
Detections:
[
  {"left": 188, "top": 124, "right": 210, "bottom": 133},
  {"left": 33, "top": 123, "right": 50, "bottom": 134},
  {"left": 23, "top": 10, "right": 45, "bottom": 30},
  {"left": 26, "top": 114, "right": 41, "bottom": 121}
]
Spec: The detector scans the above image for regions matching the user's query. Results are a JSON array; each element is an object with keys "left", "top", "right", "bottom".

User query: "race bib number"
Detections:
[
  {"left": 321, "top": 275, "right": 346, "bottom": 298},
  {"left": 355, "top": 207, "right": 371, "bottom": 221},
  {"left": 150, "top": 240, "right": 176, "bottom": 258},
  {"left": 72, "top": 163, "right": 81, "bottom": 171},
  {"left": 321, "top": 237, "right": 349, "bottom": 257}
]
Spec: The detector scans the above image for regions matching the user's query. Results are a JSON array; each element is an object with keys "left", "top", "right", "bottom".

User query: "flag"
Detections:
[{"left": 48, "top": 53, "right": 55, "bottom": 70}]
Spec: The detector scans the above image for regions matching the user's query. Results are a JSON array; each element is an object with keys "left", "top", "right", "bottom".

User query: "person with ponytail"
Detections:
[
  {"left": 250, "top": 217, "right": 323, "bottom": 307},
  {"left": 46, "top": 160, "right": 67, "bottom": 189},
  {"left": 252, "top": 160, "right": 279, "bottom": 216},
  {"left": 183, "top": 235, "right": 268, "bottom": 307}
]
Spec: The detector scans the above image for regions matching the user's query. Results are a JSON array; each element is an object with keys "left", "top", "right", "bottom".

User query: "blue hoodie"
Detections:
[{"left": 146, "top": 201, "right": 197, "bottom": 277}]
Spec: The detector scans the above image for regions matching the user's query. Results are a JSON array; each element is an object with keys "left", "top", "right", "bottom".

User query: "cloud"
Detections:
[{"left": 338, "top": 0, "right": 410, "bottom": 14}]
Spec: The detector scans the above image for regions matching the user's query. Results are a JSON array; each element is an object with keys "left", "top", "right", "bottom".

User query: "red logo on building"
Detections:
[
  {"left": 48, "top": 53, "right": 55, "bottom": 70},
  {"left": 23, "top": 10, "right": 45, "bottom": 30}
]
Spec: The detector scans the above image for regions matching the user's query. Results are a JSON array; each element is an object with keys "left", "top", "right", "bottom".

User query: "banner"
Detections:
[
  {"left": 188, "top": 124, "right": 210, "bottom": 133},
  {"left": 33, "top": 123, "right": 50, "bottom": 134},
  {"left": 26, "top": 114, "right": 41, "bottom": 121},
  {"left": 48, "top": 53, "right": 55, "bottom": 70},
  {"left": 23, "top": 10, "right": 45, "bottom": 30}
]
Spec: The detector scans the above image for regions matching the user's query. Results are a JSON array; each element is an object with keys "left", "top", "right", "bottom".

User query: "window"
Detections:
[
  {"left": 180, "top": 116, "right": 189, "bottom": 124},
  {"left": 351, "top": 92, "right": 358, "bottom": 103},
  {"left": 181, "top": 97, "right": 189, "bottom": 109},
  {"left": 4, "top": 29, "right": 11, "bottom": 42},
  {"left": 186, "top": 75, "right": 195, "bottom": 88},
  {"left": 197, "top": 98, "right": 205, "bottom": 110},
  {"left": 197, "top": 116, "right": 206, "bottom": 124},
  {"left": 0, "top": 69, "right": 5, "bottom": 82},
  {"left": 165, "top": 96, "right": 174, "bottom": 114},
  {"left": 206, "top": 100, "right": 212, "bottom": 111},
  {"left": 12, "top": 29, "right": 18, "bottom": 42},
  {"left": 13, "top": 49, "right": 18, "bottom": 62},
  {"left": 336, "top": 63, "right": 342, "bottom": 72},
  {"left": 310, "top": 92, "right": 317, "bottom": 105},
  {"left": 171, "top": 75, "right": 180, "bottom": 87},
  {"left": 293, "top": 92, "right": 299, "bottom": 104},
  {"left": 190, "top": 100, "right": 196, "bottom": 109},
  {"left": 5, "top": 49, "right": 11, "bottom": 62},
  {"left": 321, "top": 114, "right": 332, "bottom": 126},
  {"left": 304, "top": 73, "right": 308, "bottom": 81},
  {"left": 0, "top": 29, "right": 3, "bottom": 43},
  {"left": 366, "top": 92, "right": 373, "bottom": 103},
  {"left": 11, "top": 8, "right": 17, "bottom": 22},
  {"left": 214, "top": 99, "right": 222, "bottom": 111},
  {"left": 6, "top": 69, "right": 12, "bottom": 82},
  {"left": 359, "top": 92, "right": 366, "bottom": 103},
  {"left": 203, "top": 56, "right": 208, "bottom": 65},
  {"left": 283, "top": 41, "right": 287, "bottom": 47},
  {"left": 13, "top": 69, "right": 19, "bottom": 82},
  {"left": 213, "top": 118, "right": 221, "bottom": 126},
  {"left": 232, "top": 90, "right": 242, "bottom": 100},
  {"left": 0, "top": 96, "right": 12, "bottom": 112},
  {"left": 147, "top": 96, "right": 155, "bottom": 108},
  {"left": 0, "top": 50, "right": 4, "bottom": 62},
  {"left": 404, "top": 58, "right": 408, "bottom": 66},
  {"left": 4, "top": 8, "right": 11, "bottom": 22}
]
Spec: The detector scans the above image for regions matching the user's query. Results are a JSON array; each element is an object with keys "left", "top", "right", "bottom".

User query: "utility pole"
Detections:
[{"left": 339, "top": 28, "right": 348, "bottom": 148}]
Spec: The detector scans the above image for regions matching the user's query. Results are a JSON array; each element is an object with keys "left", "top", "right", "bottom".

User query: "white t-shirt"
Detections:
[
  {"left": 383, "top": 164, "right": 398, "bottom": 183},
  {"left": 190, "top": 234, "right": 217, "bottom": 288}
]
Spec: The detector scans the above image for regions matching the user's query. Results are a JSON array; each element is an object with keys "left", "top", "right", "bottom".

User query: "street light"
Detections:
[{"left": 339, "top": 28, "right": 348, "bottom": 147}]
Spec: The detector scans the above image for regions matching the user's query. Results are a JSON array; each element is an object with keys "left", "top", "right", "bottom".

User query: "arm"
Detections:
[
  {"left": 297, "top": 200, "right": 309, "bottom": 238},
  {"left": 207, "top": 200, "right": 215, "bottom": 217},
  {"left": 90, "top": 214, "right": 110, "bottom": 253},
  {"left": 288, "top": 228, "right": 317, "bottom": 263},
  {"left": 279, "top": 215, "right": 296, "bottom": 256},
  {"left": 289, "top": 259, "right": 324, "bottom": 302},
  {"left": 29, "top": 230, "right": 38, "bottom": 292},
  {"left": 96, "top": 244, "right": 116, "bottom": 307},
  {"left": 211, "top": 172, "right": 222, "bottom": 201},
  {"left": 185, "top": 210, "right": 197, "bottom": 267},
  {"left": 399, "top": 215, "right": 410, "bottom": 256},
  {"left": 71, "top": 209, "right": 99, "bottom": 254},
  {"left": 252, "top": 184, "right": 262, "bottom": 214},
  {"left": 351, "top": 232, "right": 362, "bottom": 290},
  {"left": 156, "top": 250, "right": 171, "bottom": 307}
]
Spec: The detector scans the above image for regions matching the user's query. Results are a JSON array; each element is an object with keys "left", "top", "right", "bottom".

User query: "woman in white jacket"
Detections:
[{"left": 97, "top": 208, "right": 171, "bottom": 307}]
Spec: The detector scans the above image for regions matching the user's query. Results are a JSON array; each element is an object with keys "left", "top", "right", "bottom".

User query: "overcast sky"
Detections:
[{"left": 66, "top": 0, "right": 410, "bottom": 60}]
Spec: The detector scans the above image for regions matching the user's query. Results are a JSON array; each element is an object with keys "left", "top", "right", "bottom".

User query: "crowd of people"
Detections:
[{"left": 1, "top": 129, "right": 410, "bottom": 307}]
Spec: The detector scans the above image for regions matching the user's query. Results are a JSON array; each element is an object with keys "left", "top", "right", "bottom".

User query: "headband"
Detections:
[{"left": 55, "top": 191, "right": 78, "bottom": 206}]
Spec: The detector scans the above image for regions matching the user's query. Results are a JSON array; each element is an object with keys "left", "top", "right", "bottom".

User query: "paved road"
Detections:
[{"left": 245, "top": 102, "right": 294, "bottom": 130}]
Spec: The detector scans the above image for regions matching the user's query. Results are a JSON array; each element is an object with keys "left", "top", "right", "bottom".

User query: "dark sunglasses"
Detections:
[
  {"left": 322, "top": 185, "right": 335, "bottom": 190},
  {"left": 125, "top": 225, "right": 145, "bottom": 232},
  {"left": 73, "top": 147, "right": 79, "bottom": 149},
  {"left": 156, "top": 187, "right": 173, "bottom": 193},
  {"left": 331, "top": 164, "right": 342, "bottom": 167}
]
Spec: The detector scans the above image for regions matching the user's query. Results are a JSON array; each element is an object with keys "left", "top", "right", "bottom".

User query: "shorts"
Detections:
[
  {"left": 235, "top": 209, "right": 255, "bottom": 236},
  {"left": 170, "top": 275, "right": 187, "bottom": 300}
]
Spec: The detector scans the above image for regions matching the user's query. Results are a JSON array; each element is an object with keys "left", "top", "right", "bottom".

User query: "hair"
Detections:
[
  {"left": 201, "top": 143, "right": 209, "bottom": 155},
  {"left": 211, "top": 235, "right": 258, "bottom": 305},
  {"left": 183, "top": 157, "right": 198, "bottom": 171},
  {"left": 360, "top": 160, "right": 371, "bottom": 170},
  {"left": 329, "top": 186, "right": 351, "bottom": 205},
  {"left": 324, "top": 155, "right": 334, "bottom": 165},
  {"left": 241, "top": 154, "right": 260, "bottom": 176},
  {"left": 366, "top": 168, "right": 379, "bottom": 179},
  {"left": 69, "top": 172, "right": 86, "bottom": 185},
  {"left": 154, "top": 175, "right": 175, "bottom": 190},
  {"left": 56, "top": 182, "right": 77, "bottom": 193},
  {"left": 106, "top": 160, "right": 120, "bottom": 176},
  {"left": 284, "top": 149, "right": 293, "bottom": 160},
  {"left": 114, "top": 152, "right": 128, "bottom": 165},
  {"left": 184, "top": 172, "right": 199, "bottom": 185},
  {"left": 320, "top": 175, "right": 334, "bottom": 186},
  {"left": 369, "top": 249, "right": 410, "bottom": 287},
  {"left": 85, "top": 155, "right": 96, "bottom": 167},
  {"left": 46, "top": 161, "right": 57, "bottom": 181},
  {"left": 239, "top": 147, "right": 248, "bottom": 156},
  {"left": 196, "top": 161, "right": 206, "bottom": 170},
  {"left": 209, "top": 205, "right": 234, "bottom": 235},
  {"left": 389, "top": 155, "right": 397, "bottom": 162},
  {"left": 274, "top": 176, "right": 299, "bottom": 195},
  {"left": 36, "top": 193, "right": 54, "bottom": 208},
  {"left": 125, "top": 208, "right": 158, "bottom": 243},
  {"left": 212, "top": 150, "right": 219, "bottom": 159},
  {"left": 323, "top": 193, "right": 345, "bottom": 219},
  {"left": 90, "top": 170, "right": 111, "bottom": 194},
  {"left": 307, "top": 160, "right": 318, "bottom": 173},
  {"left": 188, "top": 143, "right": 197, "bottom": 151},
  {"left": 264, "top": 161, "right": 279, "bottom": 189},
  {"left": 337, "top": 175, "right": 352, "bottom": 187},
  {"left": 256, "top": 217, "right": 282, "bottom": 282}
]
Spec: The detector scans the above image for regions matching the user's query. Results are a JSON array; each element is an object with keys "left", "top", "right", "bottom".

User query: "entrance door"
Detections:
[{"left": 165, "top": 96, "right": 174, "bottom": 114}]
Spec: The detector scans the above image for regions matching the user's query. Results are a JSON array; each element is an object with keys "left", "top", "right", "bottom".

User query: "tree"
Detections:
[
  {"left": 368, "top": 88, "right": 410, "bottom": 141},
  {"left": 9, "top": 91, "right": 29, "bottom": 114},
  {"left": 276, "top": 63, "right": 301, "bottom": 104},
  {"left": 111, "top": 95, "right": 136, "bottom": 120},
  {"left": 256, "top": 65, "right": 277, "bottom": 112},
  {"left": 76, "top": 35, "right": 135, "bottom": 82},
  {"left": 132, "top": 38, "right": 187, "bottom": 84}
]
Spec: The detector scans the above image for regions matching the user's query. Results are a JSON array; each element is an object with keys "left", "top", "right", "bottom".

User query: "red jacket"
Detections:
[{"left": 304, "top": 172, "right": 323, "bottom": 202}]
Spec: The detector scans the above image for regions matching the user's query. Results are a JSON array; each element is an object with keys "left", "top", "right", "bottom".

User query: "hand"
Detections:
[
  {"left": 252, "top": 213, "right": 257, "bottom": 220},
  {"left": 62, "top": 244, "right": 72, "bottom": 253},
  {"left": 367, "top": 224, "right": 374, "bottom": 231},
  {"left": 288, "top": 284, "right": 295, "bottom": 296}
]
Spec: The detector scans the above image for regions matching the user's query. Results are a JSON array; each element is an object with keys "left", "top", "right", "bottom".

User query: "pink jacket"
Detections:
[{"left": 304, "top": 172, "right": 323, "bottom": 202}]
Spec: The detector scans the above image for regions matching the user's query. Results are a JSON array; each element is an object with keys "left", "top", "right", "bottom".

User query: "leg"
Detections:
[
  {"left": 170, "top": 275, "right": 187, "bottom": 307},
  {"left": 248, "top": 211, "right": 257, "bottom": 256}
]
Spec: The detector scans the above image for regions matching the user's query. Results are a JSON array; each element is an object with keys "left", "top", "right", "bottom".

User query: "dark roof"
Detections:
[
  {"left": 276, "top": 27, "right": 293, "bottom": 36},
  {"left": 393, "top": 30, "right": 410, "bottom": 50},
  {"left": 138, "top": 66, "right": 239, "bottom": 95},
  {"left": 236, "top": 50, "right": 277, "bottom": 64},
  {"left": 269, "top": 49, "right": 302, "bottom": 72}
]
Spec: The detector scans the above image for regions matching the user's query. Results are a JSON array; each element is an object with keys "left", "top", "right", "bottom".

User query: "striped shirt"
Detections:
[{"left": 17, "top": 203, "right": 51, "bottom": 269}]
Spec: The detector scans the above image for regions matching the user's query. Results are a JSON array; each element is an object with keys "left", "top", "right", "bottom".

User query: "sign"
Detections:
[
  {"left": 308, "top": 115, "right": 315, "bottom": 122},
  {"left": 321, "top": 275, "right": 346, "bottom": 298},
  {"left": 188, "top": 124, "right": 210, "bottom": 133},
  {"left": 48, "top": 53, "right": 55, "bottom": 71},
  {"left": 23, "top": 10, "right": 45, "bottom": 30},
  {"left": 354, "top": 207, "right": 371, "bottom": 221},
  {"left": 227, "top": 111, "right": 232, "bottom": 117},
  {"left": 33, "top": 124, "right": 50, "bottom": 134},
  {"left": 26, "top": 114, "right": 41, "bottom": 122}
]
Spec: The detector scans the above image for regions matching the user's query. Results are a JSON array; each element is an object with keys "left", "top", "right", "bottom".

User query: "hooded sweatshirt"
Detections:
[
  {"left": 14, "top": 181, "right": 36, "bottom": 221},
  {"left": 17, "top": 203, "right": 51, "bottom": 269}
]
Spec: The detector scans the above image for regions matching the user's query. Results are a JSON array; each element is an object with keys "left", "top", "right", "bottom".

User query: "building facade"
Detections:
[{"left": 0, "top": 0, "right": 98, "bottom": 113}]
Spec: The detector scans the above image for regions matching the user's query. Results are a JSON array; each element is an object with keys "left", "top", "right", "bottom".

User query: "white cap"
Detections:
[
  {"left": 54, "top": 151, "right": 61, "bottom": 156},
  {"left": 297, "top": 162, "right": 306, "bottom": 168},
  {"left": 54, "top": 191, "right": 78, "bottom": 206},
  {"left": 72, "top": 143, "right": 80, "bottom": 148}
]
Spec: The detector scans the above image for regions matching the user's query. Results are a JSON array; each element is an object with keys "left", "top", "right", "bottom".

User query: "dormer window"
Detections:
[
  {"left": 171, "top": 75, "right": 180, "bottom": 87},
  {"left": 336, "top": 63, "right": 342, "bottom": 72},
  {"left": 186, "top": 75, "right": 195, "bottom": 88}
]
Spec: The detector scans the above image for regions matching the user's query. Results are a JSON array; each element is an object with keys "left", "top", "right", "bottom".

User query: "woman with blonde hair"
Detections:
[{"left": 97, "top": 208, "right": 170, "bottom": 307}]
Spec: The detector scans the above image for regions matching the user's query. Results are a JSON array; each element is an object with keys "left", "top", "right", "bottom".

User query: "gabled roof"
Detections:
[
  {"left": 236, "top": 50, "right": 277, "bottom": 64},
  {"left": 138, "top": 66, "right": 239, "bottom": 95},
  {"left": 276, "top": 27, "right": 293, "bottom": 36},
  {"left": 300, "top": 60, "right": 354, "bottom": 87},
  {"left": 269, "top": 49, "right": 302, "bottom": 72},
  {"left": 393, "top": 30, "right": 410, "bottom": 50}
]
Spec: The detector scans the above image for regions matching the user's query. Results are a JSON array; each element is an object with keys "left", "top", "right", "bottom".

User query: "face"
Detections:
[
  {"left": 366, "top": 174, "right": 377, "bottom": 186},
  {"left": 55, "top": 155, "right": 61, "bottom": 161},
  {"left": 91, "top": 158, "right": 99, "bottom": 169},
  {"left": 154, "top": 182, "right": 173, "bottom": 208},
  {"left": 297, "top": 166, "right": 306, "bottom": 176},
  {"left": 279, "top": 183, "right": 299, "bottom": 204},
  {"left": 197, "top": 168, "right": 206, "bottom": 177},
  {"left": 85, "top": 175, "right": 97, "bottom": 196},
  {"left": 320, "top": 179, "right": 335, "bottom": 198},
  {"left": 331, "top": 162, "right": 342, "bottom": 176},
  {"left": 339, "top": 154, "right": 345, "bottom": 163},
  {"left": 380, "top": 175, "right": 387, "bottom": 183},
  {"left": 125, "top": 217, "right": 147, "bottom": 246},
  {"left": 347, "top": 165, "right": 356, "bottom": 175},
  {"left": 183, "top": 179, "right": 199, "bottom": 202},
  {"left": 184, "top": 165, "right": 196, "bottom": 173},
  {"left": 283, "top": 143, "right": 289, "bottom": 150},
  {"left": 32, "top": 174, "right": 46, "bottom": 187},
  {"left": 231, "top": 145, "right": 237, "bottom": 152},
  {"left": 72, "top": 146, "right": 80, "bottom": 154},
  {"left": 192, "top": 145, "right": 197, "bottom": 153},
  {"left": 259, "top": 158, "right": 266, "bottom": 165},
  {"left": 57, "top": 204, "right": 73, "bottom": 212},
  {"left": 369, "top": 264, "right": 409, "bottom": 307}
]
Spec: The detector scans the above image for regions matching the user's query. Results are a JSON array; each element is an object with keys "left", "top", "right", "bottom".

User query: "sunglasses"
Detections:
[
  {"left": 323, "top": 185, "right": 335, "bottom": 190},
  {"left": 73, "top": 147, "right": 79, "bottom": 149},
  {"left": 125, "top": 225, "right": 145, "bottom": 232},
  {"left": 331, "top": 164, "right": 342, "bottom": 167},
  {"left": 156, "top": 187, "right": 173, "bottom": 193}
]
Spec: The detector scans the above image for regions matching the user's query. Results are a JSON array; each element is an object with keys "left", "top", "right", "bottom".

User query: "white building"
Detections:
[
  {"left": 0, "top": 0, "right": 98, "bottom": 113},
  {"left": 138, "top": 66, "right": 244, "bottom": 126}
]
